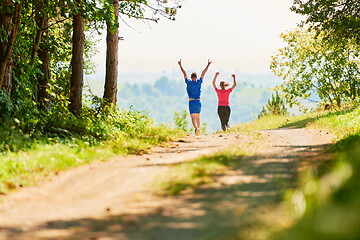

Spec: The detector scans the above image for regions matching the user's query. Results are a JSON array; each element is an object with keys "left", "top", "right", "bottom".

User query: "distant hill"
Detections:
[{"left": 86, "top": 71, "right": 282, "bottom": 133}]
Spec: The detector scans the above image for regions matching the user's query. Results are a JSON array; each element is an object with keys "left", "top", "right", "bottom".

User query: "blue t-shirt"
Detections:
[{"left": 185, "top": 77, "right": 203, "bottom": 99}]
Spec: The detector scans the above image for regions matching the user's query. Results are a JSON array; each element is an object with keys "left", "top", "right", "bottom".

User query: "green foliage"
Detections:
[
  {"left": 0, "top": 144, "right": 114, "bottom": 194},
  {"left": 0, "top": 0, "right": 182, "bottom": 128},
  {"left": 274, "top": 149, "right": 360, "bottom": 240},
  {"left": 0, "top": 0, "right": 185, "bottom": 194},
  {"left": 159, "top": 153, "right": 233, "bottom": 195},
  {"left": 232, "top": 106, "right": 360, "bottom": 240},
  {"left": 271, "top": 28, "right": 360, "bottom": 108},
  {"left": 272, "top": 111, "right": 360, "bottom": 240},
  {"left": 258, "top": 91, "right": 288, "bottom": 119},
  {"left": 119, "top": 0, "right": 180, "bottom": 21},
  {"left": 0, "top": 98, "right": 185, "bottom": 193},
  {"left": 0, "top": 0, "right": 187, "bottom": 195},
  {"left": 308, "top": 106, "right": 360, "bottom": 143},
  {"left": 0, "top": 90, "right": 13, "bottom": 117},
  {"left": 291, "top": 0, "right": 360, "bottom": 45},
  {"left": 173, "top": 110, "right": 190, "bottom": 132},
  {"left": 0, "top": 88, "right": 185, "bottom": 152},
  {"left": 200, "top": 122, "right": 208, "bottom": 134}
]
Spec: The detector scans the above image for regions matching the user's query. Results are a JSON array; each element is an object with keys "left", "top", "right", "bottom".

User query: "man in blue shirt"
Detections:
[{"left": 178, "top": 59, "right": 212, "bottom": 135}]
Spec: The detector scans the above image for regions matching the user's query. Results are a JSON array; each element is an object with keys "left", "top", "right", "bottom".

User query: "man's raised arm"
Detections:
[
  {"left": 178, "top": 59, "right": 187, "bottom": 79},
  {"left": 200, "top": 59, "right": 212, "bottom": 79}
]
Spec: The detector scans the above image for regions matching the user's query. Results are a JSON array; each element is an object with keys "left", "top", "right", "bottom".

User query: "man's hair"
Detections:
[{"left": 191, "top": 72, "right": 197, "bottom": 78}]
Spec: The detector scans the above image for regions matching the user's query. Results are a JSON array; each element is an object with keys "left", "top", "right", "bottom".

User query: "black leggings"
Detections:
[{"left": 217, "top": 106, "right": 231, "bottom": 131}]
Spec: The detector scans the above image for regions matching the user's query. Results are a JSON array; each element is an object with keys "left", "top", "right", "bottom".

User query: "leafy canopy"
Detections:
[
  {"left": 291, "top": 0, "right": 360, "bottom": 44},
  {"left": 271, "top": 28, "right": 360, "bottom": 108}
]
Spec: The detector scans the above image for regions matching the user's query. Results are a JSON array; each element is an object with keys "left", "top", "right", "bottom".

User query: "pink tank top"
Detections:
[{"left": 215, "top": 88, "right": 233, "bottom": 106}]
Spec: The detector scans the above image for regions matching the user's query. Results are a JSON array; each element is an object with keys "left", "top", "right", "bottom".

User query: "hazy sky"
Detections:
[{"left": 93, "top": 0, "right": 303, "bottom": 75}]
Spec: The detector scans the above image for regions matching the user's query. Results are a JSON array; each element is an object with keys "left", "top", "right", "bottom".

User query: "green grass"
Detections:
[
  {"left": 290, "top": 107, "right": 360, "bottom": 138},
  {"left": 156, "top": 136, "right": 261, "bottom": 196},
  {"left": 229, "top": 111, "right": 322, "bottom": 132},
  {"left": 306, "top": 107, "right": 360, "bottom": 151},
  {"left": 270, "top": 107, "right": 360, "bottom": 240},
  {"left": 232, "top": 106, "right": 360, "bottom": 240},
  {"left": 157, "top": 106, "right": 360, "bottom": 239},
  {"left": 0, "top": 109, "right": 186, "bottom": 194},
  {"left": 157, "top": 153, "right": 234, "bottom": 195},
  {"left": 0, "top": 143, "right": 113, "bottom": 193},
  {"left": 231, "top": 106, "right": 359, "bottom": 134}
]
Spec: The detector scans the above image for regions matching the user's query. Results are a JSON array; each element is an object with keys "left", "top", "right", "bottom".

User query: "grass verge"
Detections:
[
  {"left": 269, "top": 107, "right": 360, "bottom": 240},
  {"left": 157, "top": 152, "right": 242, "bottom": 196},
  {"left": 156, "top": 132, "right": 262, "bottom": 196},
  {"left": 156, "top": 106, "right": 360, "bottom": 239},
  {"left": 235, "top": 106, "right": 360, "bottom": 240},
  {"left": 0, "top": 109, "right": 185, "bottom": 194}
]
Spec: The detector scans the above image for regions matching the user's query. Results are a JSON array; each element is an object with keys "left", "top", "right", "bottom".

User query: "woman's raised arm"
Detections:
[
  {"left": 212, "top": 72, "right": 220, "bottom": 89},
  {"left": 231, "top": 74, "right": 237, "bottom": 89}
]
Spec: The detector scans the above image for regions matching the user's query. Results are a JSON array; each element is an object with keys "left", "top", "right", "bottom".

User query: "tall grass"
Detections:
[
  {"left": 232, "top": 106, "right": 360, "bottom": 240},
  {"left": 270, "top": 107, "right": 360, "bottom": 240},
  {"left": 0, "top": 107, "right": 185, "bottom": 194},
  {"left": 272, "top": 144, "right": 360, "bottom": 240}
]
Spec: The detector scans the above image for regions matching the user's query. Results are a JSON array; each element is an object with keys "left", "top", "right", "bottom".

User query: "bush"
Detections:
[
  {"left": 258, "top": 91, "right": 288, "bottom": 119},
  {"left": 173, "top": 110, "right": 190, "bottom": 132},
  {"left": 0, "top": 93, "right": 183, "bottom": 153}
]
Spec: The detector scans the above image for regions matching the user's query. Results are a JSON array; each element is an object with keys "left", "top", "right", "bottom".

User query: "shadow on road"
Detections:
[{"left": 0, "top": 142, "right": 334, "bottom": 240}]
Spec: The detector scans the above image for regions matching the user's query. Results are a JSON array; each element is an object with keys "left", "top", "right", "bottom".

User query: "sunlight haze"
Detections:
[{"left": 93, "top": 0, "right": 303, "bottom": 75}]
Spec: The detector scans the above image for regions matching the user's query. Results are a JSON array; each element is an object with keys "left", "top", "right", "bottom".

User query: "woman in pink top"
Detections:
[{"left": 212, "top": 72, "right": 237, "bottom": 131}]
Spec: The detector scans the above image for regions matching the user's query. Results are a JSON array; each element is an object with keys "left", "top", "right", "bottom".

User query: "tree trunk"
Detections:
[
  {"left": 37, "top": 23, "right": 50, "bottom": 112},
  {"left": 2, "top": 59, "right": 13, "bottom": 93},
  {"left": 0, "top": 1, "right": 22, "bottom": 92},
  {"left": 32, "top": 4, "right": 47, "bottom": 64},
  {"left": 32, "top": 1, "right": 49, "bottom": 103},
  {"left": 103, "top": 0, "right": 119, "bottom": 106},
  {"left": 32, "top": 0, "right": 51, "bottom": 111},
  {"left": 69, "top": 12, "right": 85, "bottom": 115}
]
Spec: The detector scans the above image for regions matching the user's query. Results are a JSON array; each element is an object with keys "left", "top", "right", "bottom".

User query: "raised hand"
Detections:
[
  {"left": 178, "top": 59, "right": 187, "bottom": 79},
  {"left": 231, "top": 74, "right": 237, "bottom": 89},
  {"left": 212, "top": 72, "right": 219, "bottom": 88},
  {"left": 201, "top": 59, "right": 212, "bottom": 79}
]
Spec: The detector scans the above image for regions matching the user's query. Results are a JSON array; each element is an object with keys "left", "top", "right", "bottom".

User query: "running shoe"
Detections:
[{"left": 195, "top": 128, "right": 200, "bottom": 136}]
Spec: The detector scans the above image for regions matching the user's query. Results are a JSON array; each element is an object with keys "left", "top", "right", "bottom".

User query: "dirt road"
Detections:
[{"left": 0, "top": 128, "right": 334, "bottom": 240}]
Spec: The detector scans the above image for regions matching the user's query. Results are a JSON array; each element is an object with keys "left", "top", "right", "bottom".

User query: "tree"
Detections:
[
  {"left": 0, "top": 1, "right": 22, "bottom": 92},
  {"left": 154, "top": 76, "right": 183, "bottom": 96},
  {"left": 32, "top": 0, "right": 51, "bottom": 110},
  {"left": 291, "top": 0, "right": 360, "bottom": 44},
  {"left": 271, "top": 28, "right": 360, "bottom": 108},
  {"left": 103, "top": 0, "right": 181, "bottom": 108},
  {"left": 69, "top": 6, "right": 85, "bottom": 115},
  {"left": 173, "top": 110, "right": 189, "bottom": 132},
  {"left": 103, "top": 0, "right": 119, "bottom": 106},
  {"left": 37, "top": 25, "right": 50, "bottom": 112},
  {"left": 258, "top": 91, "right": 288, "bottom": 119},
  {"left": 0, "top": 0, "right": 181, "bottom": 119}
]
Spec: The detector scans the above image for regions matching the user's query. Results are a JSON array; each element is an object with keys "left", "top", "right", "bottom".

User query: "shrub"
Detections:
[{"left": 258, "top": 91, "right": 288, "bottom": 119}]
